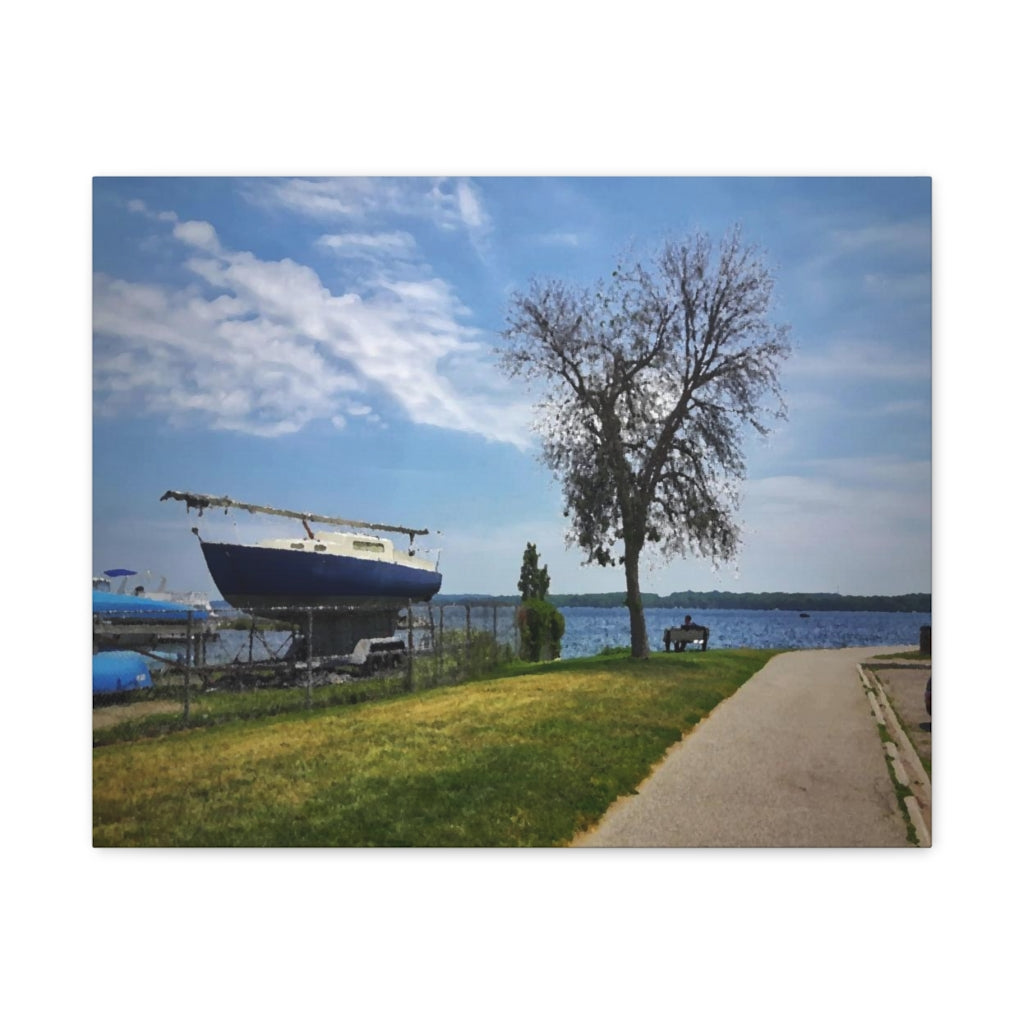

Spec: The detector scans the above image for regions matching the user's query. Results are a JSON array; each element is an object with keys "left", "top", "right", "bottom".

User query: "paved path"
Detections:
[{"left": 574, "top": 647, "right": 912, "bottom": 847}]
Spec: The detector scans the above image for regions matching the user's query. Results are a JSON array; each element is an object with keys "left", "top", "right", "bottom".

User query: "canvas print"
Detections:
[{"left": 92, "top": 177, "right": 932, "bottom": 847}]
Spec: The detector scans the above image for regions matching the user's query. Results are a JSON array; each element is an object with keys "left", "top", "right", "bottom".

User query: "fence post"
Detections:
[
  {"left": 492, "top": 604, "right": 498, "bottom": 666},
  {"left": 406, "top": 600, "right": 414, "bottom": 691},
  {"left": 427, "top": 603, "right": 437, "bottom": 687},
  {"left": 437, "top": 604, "right": 444, "bottom": 686},
  {"left": 183, "top": 611, "right": 192, "bottom": 724},
  {"left": 305, "top": 609, "right": 314, "bottom": 710}
]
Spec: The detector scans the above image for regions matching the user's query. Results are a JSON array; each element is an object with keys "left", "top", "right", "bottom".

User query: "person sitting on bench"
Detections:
[
  {"left": 662, "top": 615, "right": 711, "bottom": 651},
  {"left": 682, "top": 615, "right": 709, "bottom": 645}
]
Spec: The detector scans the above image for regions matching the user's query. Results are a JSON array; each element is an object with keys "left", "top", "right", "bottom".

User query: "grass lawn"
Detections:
[
  {"left": 868, "top": 649, "right": 929, "bottom": 661},
  {"left": 93, "top": 648, "right": 778, "bottom": 847}
]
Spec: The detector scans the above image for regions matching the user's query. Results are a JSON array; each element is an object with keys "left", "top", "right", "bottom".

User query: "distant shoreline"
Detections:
[
  {"left": 431, "top": 592, "right": 932, "bottom": 614},
  {"left": 208, "top": 593, "right": 931, "bottom": 615}
]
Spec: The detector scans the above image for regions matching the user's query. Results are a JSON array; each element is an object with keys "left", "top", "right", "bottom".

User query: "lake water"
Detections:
[
  {"left": 179, "top": 606, "right": 930, "bottom": 669},
  {"left": 199, "top": 629, "right": 295, "bottom": 666},
  {"left": 558, "top": 606, "right": 931, "bottom": 659}
]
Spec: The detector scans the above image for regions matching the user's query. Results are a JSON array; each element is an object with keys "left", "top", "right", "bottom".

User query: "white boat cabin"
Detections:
[{"left": 258, "top": 531, "right": 436, "bottom": 571}]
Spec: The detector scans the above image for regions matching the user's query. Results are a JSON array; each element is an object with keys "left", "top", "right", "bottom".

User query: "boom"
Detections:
[{"left": 160, "top": 490, "right": 430, "bottom": 542}]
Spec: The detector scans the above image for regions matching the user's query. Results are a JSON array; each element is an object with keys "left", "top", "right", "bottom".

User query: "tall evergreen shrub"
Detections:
[{"left": 516, "top": 543, "right": 564, "bottom": 661}]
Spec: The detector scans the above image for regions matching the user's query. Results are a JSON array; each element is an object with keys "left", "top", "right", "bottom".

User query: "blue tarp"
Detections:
[
  {"left": 93, "top": 591, "right": 209, "bottom": 623},
  {"left": 93, "top": 651, "right": 152, "bottom": 693}
]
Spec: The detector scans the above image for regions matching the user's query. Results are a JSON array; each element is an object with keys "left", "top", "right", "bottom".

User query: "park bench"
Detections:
[{"left": 662, "top": 625, "right": 710, "bottom": 652}]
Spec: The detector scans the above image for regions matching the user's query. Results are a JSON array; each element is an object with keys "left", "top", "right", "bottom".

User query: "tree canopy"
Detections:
[
  {"left": 501, "top": 227, "right": 791, "bottom": 657},
  {"left": 517, "top": 541, "right": 551, "bottom": 601}
]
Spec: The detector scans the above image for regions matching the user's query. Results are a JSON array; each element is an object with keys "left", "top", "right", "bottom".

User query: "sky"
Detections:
[{"left": 92, "top": 176, "right": 931, "bottom": 599}]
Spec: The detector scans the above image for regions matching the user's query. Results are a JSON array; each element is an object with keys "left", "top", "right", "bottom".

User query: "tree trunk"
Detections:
[{"left": 623, "top": 539, "right": 650, "bottom": 658}]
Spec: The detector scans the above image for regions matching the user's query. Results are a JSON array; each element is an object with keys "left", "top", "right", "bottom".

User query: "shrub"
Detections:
[{"left": 516, "top": 598, "right": 566, "bottom": 662}]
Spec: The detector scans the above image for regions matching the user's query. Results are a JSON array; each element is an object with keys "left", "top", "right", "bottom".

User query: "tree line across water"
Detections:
[{"left": 436, "top": 592, "right": 932, "bottom": 613}]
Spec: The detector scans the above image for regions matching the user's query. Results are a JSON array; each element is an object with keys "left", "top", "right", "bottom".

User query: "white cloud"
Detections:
[
  {"left": 791, "top": 214, "right": 931, "bottom": 315},
  {"left": 249, "top": 177, "right": 488, "bottom": 236},
  {"left": 744, "top": 462, "right": 930, "bottom": 541},
  {"left": 863, "top": 271, "right": 930, "bottom": 302},
  {"left": 173, "top": 219, "right": 220, "bottom": 251},
  {"left": 537, "top": 231, "right": 582, "bottom": 247},
  {"left": 444, "top": 451, "right": 933, "bottom": 595},
  {"left": 829, "top": 219, "right": 931, "bottom": 256},
  {"left": 94, "top": 210, "right": 529, "bottom": 447},
  {"left": 455, "top": 180, "right": 486, "bottom": 228},
  {"left": 724, "top": 459, "right": 932, "bottom": 593},
  {"left": 800, "top": 455, "right": 931, "bottom": 492},
  {"left": 250, "top": 178, "right": 372, "bottom": 218},
  {"left": 317, "top": 231, "right": 418, "bottom": 258},
  {"left": 788, "top": 339, "right": 930, "bottom": 382},
  {"left": 876, "top": 398, "right": 929, "bottom": 416},
  {"left": 93, "top": 271, "right": 358, "bottom": 437},
  {"left": 125, "top": 198, "right": 178, "bottom": 223},
  {"left": 250, "top": 176, "right": 494, "bottom": 263}
]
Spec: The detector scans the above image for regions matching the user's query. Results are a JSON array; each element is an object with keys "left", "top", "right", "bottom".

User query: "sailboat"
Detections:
[{"left": 160, "top": 490, "right": 442, "bottom": 655}]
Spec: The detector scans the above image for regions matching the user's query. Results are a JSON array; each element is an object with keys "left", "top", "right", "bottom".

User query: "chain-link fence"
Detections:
[
  {"left": 408, "top": 601, "right": 520, "bottom": 688},
  {"left": 93, "top": 601, "right": 522, "bottom": 737}
]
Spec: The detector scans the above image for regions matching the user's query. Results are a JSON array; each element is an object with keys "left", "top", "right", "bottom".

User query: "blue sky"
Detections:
[{"left": 93, "top": 176, "right": 931, "bottom": 599}]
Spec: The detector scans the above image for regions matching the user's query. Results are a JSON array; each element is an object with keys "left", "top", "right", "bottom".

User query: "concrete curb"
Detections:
[{"left": 858, "top": 663, "right": 931, "bottom": 846}]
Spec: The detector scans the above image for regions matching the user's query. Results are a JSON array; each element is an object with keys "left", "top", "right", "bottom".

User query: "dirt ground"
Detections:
[
  {"left": 873, "top": 664, "right": 932, "bottom": 768},
  {"left": 92, "top": 700, "right": 182, "bottom": 730}
]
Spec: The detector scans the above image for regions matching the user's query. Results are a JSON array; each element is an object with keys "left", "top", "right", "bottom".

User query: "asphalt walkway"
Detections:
[{"left": 574, "top": 647, "right": 915, "bottom": 847}]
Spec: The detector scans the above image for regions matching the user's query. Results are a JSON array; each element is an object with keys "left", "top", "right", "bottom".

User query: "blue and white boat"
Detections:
[
  {"left": 160, "top": 491, "right": 442, "bottom": 655},
  {"left": 93, "top": 651, "right": 152, "bottom": 694},
  {"left": 93, "top": 589, "right": 211, "bottom": 623},
  {"left": 92, "top": 589, "right": 206, "bottom": 695},
  {"left": 198, "top": 531, "right": 442, "bottom": 611},
  {"left": 93, "top": 568, "right": 212, "bottom": 613}
]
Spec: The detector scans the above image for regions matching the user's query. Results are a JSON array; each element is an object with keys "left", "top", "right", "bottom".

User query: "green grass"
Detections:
[
  {"left": 869, "top": 649, "right": 930, "bottom": 661},
  {"left": 94, "top": 635, "right": 521, "bottom": 746},
  {"left": 93, "top": 648, "right": 778, "bottom": 847},
  {"left": 93, "top": 672, "right": 415, "bottom": 745},
  {"left": 874, "top": 721, "right": 921, "bottom": 847}
]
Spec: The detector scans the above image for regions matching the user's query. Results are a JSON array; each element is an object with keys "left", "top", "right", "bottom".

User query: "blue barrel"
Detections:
[{"left": 93, "top": 651, "right": 153, "bottom": 694}]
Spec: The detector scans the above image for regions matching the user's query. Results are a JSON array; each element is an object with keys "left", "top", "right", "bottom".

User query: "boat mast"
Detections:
[{"left": 160, "top": 490, "right": 430, "bottom": 544}]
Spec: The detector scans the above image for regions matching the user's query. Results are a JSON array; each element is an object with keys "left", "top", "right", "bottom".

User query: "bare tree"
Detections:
[{"left": 500, "top": 226, "right": 791, "bottom": 657}]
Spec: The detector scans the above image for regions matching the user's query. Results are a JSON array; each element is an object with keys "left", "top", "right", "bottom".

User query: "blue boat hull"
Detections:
[
  {"left": 93, "top": 651, "right": 152, "bottom": 694},
  {"left": 199, "top": 541, "right": 442, "bottom": 612}
]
